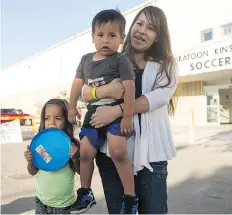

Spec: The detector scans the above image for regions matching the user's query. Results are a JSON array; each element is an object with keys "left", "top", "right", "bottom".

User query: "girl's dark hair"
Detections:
[
  {"left": 92, "top": 9, "right": 126, "bottom": 34},
  {"left": 122, "top": 6, "right": 178, "bottom": 116},
  {"left": 39, "top": 98, "right": 80, "bottom": 171}
]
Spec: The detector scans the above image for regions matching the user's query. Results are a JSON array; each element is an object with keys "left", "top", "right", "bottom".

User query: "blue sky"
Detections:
[{"left": 1, "top": 0, "right": 147, "bottom": 69}]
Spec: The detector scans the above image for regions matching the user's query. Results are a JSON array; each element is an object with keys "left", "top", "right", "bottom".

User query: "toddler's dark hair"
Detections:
[{"left": 92, "top": 9, "right": 126, "bottom": 34}]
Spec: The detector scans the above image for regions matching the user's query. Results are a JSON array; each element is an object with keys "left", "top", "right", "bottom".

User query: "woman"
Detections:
[{"left": 81, "top": 6, "right": 178, "bottom": 214}]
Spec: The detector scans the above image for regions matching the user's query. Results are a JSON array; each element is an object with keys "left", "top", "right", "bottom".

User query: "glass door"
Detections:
[{"left": 206, "top": 91, "right": 219, "bottom": 124}]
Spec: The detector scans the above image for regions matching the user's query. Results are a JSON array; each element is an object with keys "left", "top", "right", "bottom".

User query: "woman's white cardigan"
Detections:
[{"left": 82, "top": 61, "right": 177, "bottom": 175}]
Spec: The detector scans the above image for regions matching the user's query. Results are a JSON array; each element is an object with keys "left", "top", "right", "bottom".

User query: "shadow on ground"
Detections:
[
  {"left": 168, "top": 166, "right": 232, "bottom": 214},
  {"left": 1, "top": 197, "right": 108, "bottom": 214},
  {"left": 176, "top": 128, "right": 232, "bottom": 152},
  {"left": 1, "top": 197, "right": 35, "bottom": 214},
  {"left": 197, "top": 129, "right": 232, "bottom": 144}
]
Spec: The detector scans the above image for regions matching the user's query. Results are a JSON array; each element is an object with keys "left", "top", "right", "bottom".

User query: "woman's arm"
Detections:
[
  {"left": 81, "top": 79, "right": 124, "bottom": 102},
  {"left": 90, "top": 97, "right": 149, "bottom": 127},
  {"left": 90, "top": 86, "right": 175, "bottom": 127},
  {"left": 90, "top": 84, "right": 176, "bottom": 127},
  {"left": 90, "top": 68, "right": 177, "bottom": 127},
  {"left": 121, "top": 96, "right": 150, "bottom": 114},
  {"left": 121, "top": 82, "right": 177, "bottom": 114},
  {"left": 131, "top": 62, "right": 178, "bottom": 113},
  {"left": 143, "top": 76, "right": 177, "bottom": 112},
  {"left": 81, "top": 84, "right": 109, "bottom": 102},
  {"left": 83, "top": 74, "right": 176, "bottom": 114}
]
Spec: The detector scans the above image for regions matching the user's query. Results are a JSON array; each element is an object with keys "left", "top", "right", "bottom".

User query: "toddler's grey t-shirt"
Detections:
[{"left": 75, "top": 52, "right": 135, "bottom": 87}]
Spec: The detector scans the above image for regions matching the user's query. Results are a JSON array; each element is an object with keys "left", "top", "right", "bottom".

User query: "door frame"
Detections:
[{"left": 204, "top": 84, "right": 232, "bottom": 125}]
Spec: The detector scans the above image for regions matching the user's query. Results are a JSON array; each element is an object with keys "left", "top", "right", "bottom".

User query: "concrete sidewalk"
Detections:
[{"left": 1, "top": 125, "right": 232, "bottom": 214}]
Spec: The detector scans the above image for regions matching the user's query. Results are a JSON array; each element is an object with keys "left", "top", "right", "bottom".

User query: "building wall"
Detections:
[
  {"left": 170, "top": 81, "right": 207, "bottom": 126},
  {"left": 178, "top": 81, "right": 204, "bottom": 97},
  {"left": 0, "top": 84, "right": 70, "bottom": 116},
  {"left": 170, "top": 96, "right": 207, "bottom": 126},
  {"left": 156, "top": 0, "right": 232, "bottom": 53}
]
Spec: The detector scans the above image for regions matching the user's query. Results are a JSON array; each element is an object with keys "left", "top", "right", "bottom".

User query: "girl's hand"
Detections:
[
  {"left": 69, "top": 144, "right": 79, "bottom": 160},
  {"left": 24, "top": 145, "right": 33, "bottom": 162},
  {"left": 90, "top": 105, "right": 122, "bottom": 128}
]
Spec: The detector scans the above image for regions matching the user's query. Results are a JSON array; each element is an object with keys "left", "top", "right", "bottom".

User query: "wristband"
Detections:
[{"left": 92, "top": 87, "right": 97, "bottom": 99}]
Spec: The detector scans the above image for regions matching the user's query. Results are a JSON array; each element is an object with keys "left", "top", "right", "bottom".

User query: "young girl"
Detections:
[{"left": 24, "top": 98, "right": 80, "bottom": 214}]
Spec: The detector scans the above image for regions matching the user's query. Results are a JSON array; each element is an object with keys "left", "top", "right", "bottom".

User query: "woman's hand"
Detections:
[
  {"left": 105, "top": 79, "right": 124, "bottom": 100},
  {"left": 82, "top": 78, "right": 125, "bottom": 102},
  {"left": 90, "top": 105, "right": 122, "bottom": 128}
]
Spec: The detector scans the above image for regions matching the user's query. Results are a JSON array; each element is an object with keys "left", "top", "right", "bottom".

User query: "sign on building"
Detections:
[{"left": 176, "top": 39, "right": 232, "bottom": 76}]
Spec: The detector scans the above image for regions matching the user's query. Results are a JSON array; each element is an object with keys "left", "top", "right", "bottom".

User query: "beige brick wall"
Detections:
[
  {"left": 170, "top": 81, "right": 207, "bottom": 126},
  {"left": 170, "top": 96, "right": 207, "bottom": 126}
]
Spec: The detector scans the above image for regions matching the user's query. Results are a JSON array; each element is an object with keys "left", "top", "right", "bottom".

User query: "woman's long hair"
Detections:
[{"left": 122, "top": 6, "right": 178, "bottom": 116}]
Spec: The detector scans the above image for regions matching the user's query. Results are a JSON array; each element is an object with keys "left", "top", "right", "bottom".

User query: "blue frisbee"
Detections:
[{"left": 30, "top": 128, "right": 71, "bottom": 172}]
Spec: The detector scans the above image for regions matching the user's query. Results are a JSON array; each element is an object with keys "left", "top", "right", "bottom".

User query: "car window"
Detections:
[
  {"left": 0, "top": 109, "right": 9, "bottom": 113},
  {"left": 0, "top": 109, "right": 18, "bottom": 114},
  {"left": 16, "top": 110, "right": 23, "bottom": 114}
]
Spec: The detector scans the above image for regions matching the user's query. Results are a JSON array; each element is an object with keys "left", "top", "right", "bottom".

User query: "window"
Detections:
[
  {"left": 222, "top": 23, "right": 232, "bottom": 35},
  {"left": 201, "top": 29, "right": 213, "bottom": 42}
]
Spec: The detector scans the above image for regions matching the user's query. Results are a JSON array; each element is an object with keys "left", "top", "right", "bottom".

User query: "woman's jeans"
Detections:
[{"left": 96, "top": 152, "right": 168, "bottom": 214}]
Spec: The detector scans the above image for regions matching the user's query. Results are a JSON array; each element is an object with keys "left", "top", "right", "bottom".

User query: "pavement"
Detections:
[{"left": 1, "top": 125, "right": 232, "bottom": 214}]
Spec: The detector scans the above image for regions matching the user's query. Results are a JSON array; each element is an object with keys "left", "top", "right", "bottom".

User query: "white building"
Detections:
[{"left": 1, "top": 0, "right": 232, "bottom": 125}]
